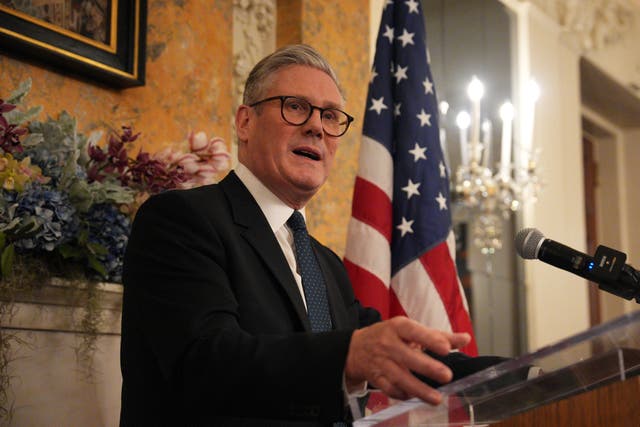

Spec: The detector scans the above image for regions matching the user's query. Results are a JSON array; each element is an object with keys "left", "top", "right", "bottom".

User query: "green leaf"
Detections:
[
  {"left": 59, "top": 152, "right": 81, "bottom": 191},
  {"left": 55, "top": 111, "right": 78, "bottom": 140},
  {"left": 21, "top": 132, "right": 44, "bottom": 147},
  {"left": 0, "top": 218, "right": 21, "bottom": 234},
  {"left": 6, "top": 78, "right": 32, "bottom": 105},
  {"left": 6, "top": 106, "right": 43, "bottom": 126},
  {"left": 87, "top": 254, "right": 107, "bottom": 278},
  {"left": 57, "top": 244, "right": 84, "bottom": 259},
  {"left": 1, "top": 244, "right": 15, "bottom": 278},
  {"left": 77, "top": 229, "right": 89, "bottom": 246},
  {"left": 86, "top": 242, "right": 109, "bottom": 256},
  {"left": 0, "top": 232, "right": 5, "bottom": 251},
  {"left": 67, "top": 179, "right": 134, "bottom": 213},
  {"left": 12, "top": 218, "right": 41, "bottom": 238}
]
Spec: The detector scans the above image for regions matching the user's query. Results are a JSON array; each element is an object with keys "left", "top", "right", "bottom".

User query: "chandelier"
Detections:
[{"left": 445, "top": 76, "right": 542, "bottom": 254}]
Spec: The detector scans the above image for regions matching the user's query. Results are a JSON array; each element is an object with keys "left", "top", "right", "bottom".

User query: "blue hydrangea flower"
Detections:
[
  {"left": 84, "top": 203, "right": 130, "bottom": 282},
  {"left": 75, "top": 164, "right": 88, "bottom": 180},
  {"left": 0, "top": 190, "right": 14, "bottom": 225},
  {"left": 13, "top": 184, "right": 78, "bottom": 252},
  {"left": 19, "top": 148, "right": 89, "bottom": 186},
  {"left": 22, "top": 146, "right": 67, "bottom": 184}
]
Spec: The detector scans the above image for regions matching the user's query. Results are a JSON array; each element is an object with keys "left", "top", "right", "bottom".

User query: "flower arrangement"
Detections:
[{"left": 0, "top": 80, "right": 230, "bottom": 283}]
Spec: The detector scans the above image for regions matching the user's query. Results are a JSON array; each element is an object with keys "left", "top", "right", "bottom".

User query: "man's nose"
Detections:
[{"left": 303, "top": 108, "right": 324, "bottom": 137}]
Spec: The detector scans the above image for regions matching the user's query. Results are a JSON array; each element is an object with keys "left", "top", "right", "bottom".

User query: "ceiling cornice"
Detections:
[{"left": 523, "top": 0, "right": 637, "bottom": 51}]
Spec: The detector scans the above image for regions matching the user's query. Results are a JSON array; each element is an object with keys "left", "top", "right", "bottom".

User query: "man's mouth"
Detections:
[{"left": 293, "top": 148, "right": 321, "bottom": 161}]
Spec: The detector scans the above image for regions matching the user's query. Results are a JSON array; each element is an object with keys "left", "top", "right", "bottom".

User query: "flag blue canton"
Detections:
[{"left": 363, "top": 0, "right": 452, "bottom": 275}]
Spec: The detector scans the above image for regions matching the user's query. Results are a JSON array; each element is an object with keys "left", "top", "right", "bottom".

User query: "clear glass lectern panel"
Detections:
[{"left": 354, "top": 310, "right": 640, "bottom": 427}]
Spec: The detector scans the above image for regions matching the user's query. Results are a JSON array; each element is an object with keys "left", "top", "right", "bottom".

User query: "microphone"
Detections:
[{"left": 515, "top": 228, "right": 640, "bottom": 303}]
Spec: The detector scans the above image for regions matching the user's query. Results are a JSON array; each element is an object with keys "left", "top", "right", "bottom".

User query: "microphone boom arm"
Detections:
[{"left": 597, "top": 263, "right": 640, "bottom": 303}]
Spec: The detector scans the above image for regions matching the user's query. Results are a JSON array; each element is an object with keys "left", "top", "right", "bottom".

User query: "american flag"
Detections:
[{"left": 344, "top": 0, "right": 478, "bottom": 356}]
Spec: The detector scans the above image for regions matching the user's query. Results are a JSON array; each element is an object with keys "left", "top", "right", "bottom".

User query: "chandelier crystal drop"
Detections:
[{"left": 447, "top": 76, "right": 542, "bottom": 255}]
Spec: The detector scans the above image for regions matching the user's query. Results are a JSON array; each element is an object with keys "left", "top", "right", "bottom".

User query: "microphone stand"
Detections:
[
  {"left": 597, "top": 263, "right": 640, "bottom": 303},
  {"left": 590, "top": 244, "right": 640, "bottom": 303}
]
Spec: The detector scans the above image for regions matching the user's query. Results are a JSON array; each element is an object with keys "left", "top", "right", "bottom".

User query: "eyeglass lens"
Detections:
[{"left": 282, "top": 97, "right": 350, "bottom": 137}]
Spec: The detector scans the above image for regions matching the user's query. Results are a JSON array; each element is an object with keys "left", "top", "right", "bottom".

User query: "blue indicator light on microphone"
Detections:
[{"left": 588, "top": 261, "right": 595, "bottom": 270}]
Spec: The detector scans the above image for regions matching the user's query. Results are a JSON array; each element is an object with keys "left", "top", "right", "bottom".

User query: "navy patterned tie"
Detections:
[{"left": 287, "top": 211, "right": 332, "bottom": 332}]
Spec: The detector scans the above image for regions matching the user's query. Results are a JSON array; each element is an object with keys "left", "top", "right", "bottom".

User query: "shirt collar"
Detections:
[{"left": 234, "top": 162, "right": 305, "bottom": 233}]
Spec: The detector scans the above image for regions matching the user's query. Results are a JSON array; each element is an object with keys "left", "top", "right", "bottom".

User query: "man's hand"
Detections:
[{"left": 344, "top": 317, "right": 470, "bottom": 405}]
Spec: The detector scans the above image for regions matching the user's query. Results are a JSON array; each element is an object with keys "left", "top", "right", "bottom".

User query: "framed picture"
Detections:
[{"left": 0, "top": 0, "right": 147, "bottom": 88}]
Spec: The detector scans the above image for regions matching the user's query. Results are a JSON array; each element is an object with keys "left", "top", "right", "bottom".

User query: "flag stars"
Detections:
[
  {"left": 383, "top": 25, "right": 394, "bottom": 43},
  {"left": 370, "top": 67, "right": 378, "bottom": 84},
  {"left": 397, "top": 28, "right": 415, "bottom": 47},
  {"left": 436, "top": 192, "right": 448, "bottom": 210},
  {"left": 397, "top": 217, "right": 415, "bottom": 237},
  {"left": 405, "top": 0, "right": 420, "bottom": 14},
  {"left": 369, "top": 96, "right": 388, "bottom": 115},
  {"left": 394, "top": 102, "right": 402, "bottom": 117},
  {"left": 423, "top": 77, "right": 434, "bottom": 95},
  {"left": 416, "top": 109, "right": 432, "bottom": 127},
  {"left": 439, "top": 161, "right": 446, "bottom": 177},
  {"left": 409, "top": 143, "right": 427, "bottom": 161},
  {"left": 383, "top": 0, "right": 393, "bottom": 10},
  {"left": 394, "top": 64, "right": 408, "bottom": 83},
  {"left": 402, "top": 179, "right": 421, "bottom": 199}
]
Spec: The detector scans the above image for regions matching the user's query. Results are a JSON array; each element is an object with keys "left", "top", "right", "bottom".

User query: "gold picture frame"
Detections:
[{"left": 0, "top": 0, "right": 146, "bottom": 88}]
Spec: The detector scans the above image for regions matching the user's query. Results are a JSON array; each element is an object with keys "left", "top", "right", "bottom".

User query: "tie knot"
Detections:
[{"left": 287, "top": 211, "right": 307, "bottom": 232}]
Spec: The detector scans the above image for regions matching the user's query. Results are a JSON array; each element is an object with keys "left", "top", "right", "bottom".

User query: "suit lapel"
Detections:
[{"left": 220, "top": 172, "right": 311, "bottom": 331}]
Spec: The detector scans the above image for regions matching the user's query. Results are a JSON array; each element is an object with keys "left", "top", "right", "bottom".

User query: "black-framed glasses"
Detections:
[{"left": 249, "top": 95, "right": 354, "bottom": 137}]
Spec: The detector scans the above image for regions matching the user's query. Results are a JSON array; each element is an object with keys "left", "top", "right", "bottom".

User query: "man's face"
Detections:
[{"left": 236, "top": 65, "right": 344, "bottom": 209}]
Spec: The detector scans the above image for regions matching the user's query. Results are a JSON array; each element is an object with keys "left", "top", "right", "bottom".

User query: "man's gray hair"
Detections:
[{"left": 242, "top": 44, "right": 343, "bottom": 105}]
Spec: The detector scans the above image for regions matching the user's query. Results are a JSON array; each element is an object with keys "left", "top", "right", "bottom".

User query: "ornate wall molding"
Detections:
[
  {"left": 231, "top": 0, "right": 276, "bottom": 163},
  {"left": 524, "top": 0, "right": 637, "bottom": 51},
  {"left": 232, "top": 0, "right": 277, "bottom": 110}
]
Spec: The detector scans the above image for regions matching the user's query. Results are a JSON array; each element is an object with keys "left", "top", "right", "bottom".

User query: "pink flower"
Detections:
[
  {"left": 188, "top": 131, "right": 230, "bottom": 165},
  {"left": 189, "top": 131, "right": 209, "bottom": 152},
  {"left": 175, "top": 153, "right": 200, "bottom": 175},
  {"left": 151, "top": 147, "right": 176, "bottom": 164},
  {"left": 194, "top": 164, "right": 219, "bottom": 180},
  {"left": 168, "top": 131, "right": 231, "bottom": 189},
  {"left": 209, "top": 152, "right": 231, "bottom": 171}
]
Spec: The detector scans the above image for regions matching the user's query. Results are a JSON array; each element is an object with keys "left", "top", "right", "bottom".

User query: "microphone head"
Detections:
[{"left": 515, "top": 228, "right": 546, "bottom": 259}]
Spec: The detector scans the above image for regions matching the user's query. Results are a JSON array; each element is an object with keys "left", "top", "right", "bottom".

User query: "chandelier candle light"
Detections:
[{"left": 450, "top": 76, "right": 541, "bottom": 254}]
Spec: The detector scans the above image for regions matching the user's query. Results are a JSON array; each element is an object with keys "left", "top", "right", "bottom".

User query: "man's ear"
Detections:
[{"left": 235, "top": 105, "right": 251, "bottom": 143}]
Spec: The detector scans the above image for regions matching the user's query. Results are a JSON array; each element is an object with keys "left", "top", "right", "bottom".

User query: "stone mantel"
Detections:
[{"left": 1, "top": 278, "right": 123, "bottom": 335}]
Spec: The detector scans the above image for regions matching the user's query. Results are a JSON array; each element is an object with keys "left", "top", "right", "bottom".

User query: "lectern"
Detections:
[{"left": 355, "top": 310, "right": 640, "bottom": 426}]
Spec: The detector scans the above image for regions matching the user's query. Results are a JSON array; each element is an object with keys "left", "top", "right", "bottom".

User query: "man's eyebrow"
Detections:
[
  {"left": 324, "top": 101, "right": 345, "bottom": 109},
  {"left": 289, "top": 94, "right": 344, "bottom": 109}
]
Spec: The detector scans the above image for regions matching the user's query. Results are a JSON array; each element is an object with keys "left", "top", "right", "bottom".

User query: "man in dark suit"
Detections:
[{"left": 120, "top": 44, "right": 471, "bottom": 426}]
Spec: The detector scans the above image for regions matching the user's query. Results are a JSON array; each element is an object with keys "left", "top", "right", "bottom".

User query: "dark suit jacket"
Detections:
[{"left": 120, "top": 171, "right": 380, "bottom": 426}]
